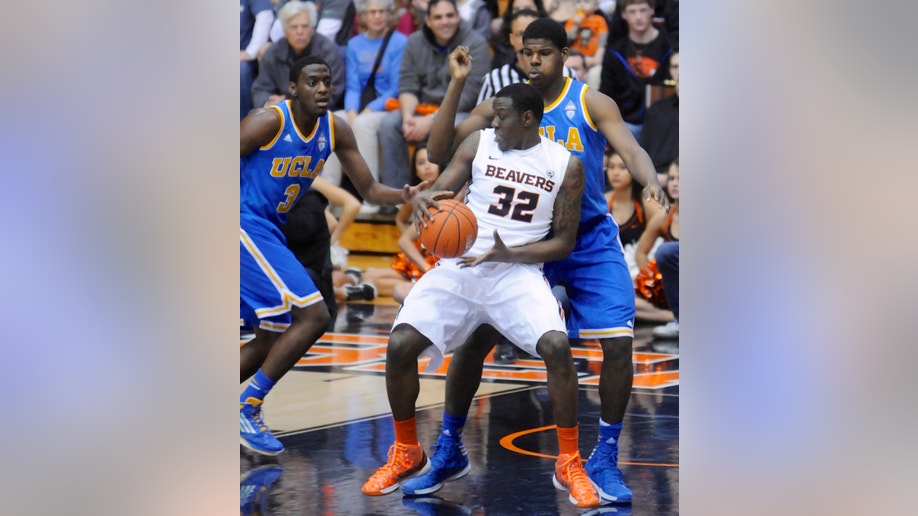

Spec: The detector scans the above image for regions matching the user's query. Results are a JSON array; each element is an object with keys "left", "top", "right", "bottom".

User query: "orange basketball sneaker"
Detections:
[
  {"left": 362, "top": 442, "right": 430, "bottom": 496},
  {"left": 553, "top": 452, "right": 601, "bottom": 508}
]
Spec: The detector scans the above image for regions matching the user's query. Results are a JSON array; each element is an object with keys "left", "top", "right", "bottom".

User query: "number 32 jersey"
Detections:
[{"left": 464, "top": 128, "right": 572, "bottom": 257}]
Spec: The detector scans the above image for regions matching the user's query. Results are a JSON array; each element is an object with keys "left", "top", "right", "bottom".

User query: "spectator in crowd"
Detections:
[
  {"left": 321, "top": 0, "right": 408, "bottom": 213},
  {"left": 598, "top": 0, "right": 673, "bottom": 140},
  {"left": 377, "top": 0, "right": 490, "bottom": 207},
  {"left": 396, "top": 0, "right": 428, "bottom": 35},
  {"left": 242, "top": 0, "right": 275, "bottom": 119},
  {"left": 639, "top": 48, "right": 678, "bottom": 185},
  {"left": 606, "top": 0, "right": 678, "bottom": 46},
  {"left": 564, "top": 0, "right": 607, "bottom": 87},
  {"left": 360, "top": 144, "right": 443, "bottom": 303},
  {"left": 548, "top": 0, "right": 576, "bottom": 24},
  {"left": 455, "top": 0, "right": 493, "bottom": 42},
  {"left": 652, "top": 240, "right": 678, "bottom": 339},
  {"left": 252, "top": 1, "right": 347, "bottom": 111},
  {"left": 488, "top": 0, "right": 550, "bottom": 68},
  {"left": 315, "top": 0, "right": 354, "bottom": 41},
  {"left": 604, "top": 148, "right": 672, "bottom": 322},
  {"left": 635, "top": 158, "right": 678, "bottom": 338},
  {"left": 565, "top": 48, "right": 589, "bottom": 82}
]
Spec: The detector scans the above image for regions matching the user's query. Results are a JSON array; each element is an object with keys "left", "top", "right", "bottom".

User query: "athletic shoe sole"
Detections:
[{"left": 403, "top": 462, "right": 471, "bottom": 496}]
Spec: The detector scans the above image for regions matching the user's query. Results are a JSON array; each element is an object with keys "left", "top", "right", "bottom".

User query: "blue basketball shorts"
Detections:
[
  {"left": 240, "top": 212, "right": 323, "bottom": 333},
  {"left": 542, "top": 215, "right": 635, "bottom": 340}
]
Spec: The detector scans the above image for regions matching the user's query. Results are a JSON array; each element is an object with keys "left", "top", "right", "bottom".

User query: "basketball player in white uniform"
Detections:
[{"left": 362, "top": 83, "right": 600, "bottom": 508}]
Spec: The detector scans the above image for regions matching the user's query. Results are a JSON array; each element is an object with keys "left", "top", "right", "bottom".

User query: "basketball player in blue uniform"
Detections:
[
  {"left": 362, "top": 83, "right": 600, "bottom": 508},
  {"left": 240, "top": 55, "right": 423, "bottom": 456},
  {"left": 422, "top": 19, "right": 669, "bottom": 504}
]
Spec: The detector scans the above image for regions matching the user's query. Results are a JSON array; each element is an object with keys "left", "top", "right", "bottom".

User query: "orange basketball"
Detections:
[{"left": 418, "top": 199, "right": 478, "bottom": 258}]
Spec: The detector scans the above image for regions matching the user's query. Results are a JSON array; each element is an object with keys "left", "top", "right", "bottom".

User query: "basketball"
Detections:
[{"left": 418, "top": 199, "right": 478, "bottom": 258}]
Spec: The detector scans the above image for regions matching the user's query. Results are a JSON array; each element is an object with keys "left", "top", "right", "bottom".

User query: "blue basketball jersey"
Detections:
[
  {"left": 240, "top": 100, "right": 335, "bottom": 228},
  {"left": 538, "top": 78, "right": 611, "bottom": 231},
  {"left": 538, "top": 78, "right": 635, "bottom": 339}
]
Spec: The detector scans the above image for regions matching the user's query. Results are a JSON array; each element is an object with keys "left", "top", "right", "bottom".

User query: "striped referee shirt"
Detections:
[{"left": 477, "top": 63, "right": 576, "bottom": 104}]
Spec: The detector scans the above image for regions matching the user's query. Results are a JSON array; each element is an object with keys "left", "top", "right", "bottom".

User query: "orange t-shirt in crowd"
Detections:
[{"left": 565, "top": 14, "right": 608, "bottom": 57}]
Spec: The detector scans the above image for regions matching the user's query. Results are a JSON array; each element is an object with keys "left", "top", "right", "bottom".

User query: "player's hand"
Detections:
[
  {"left": 402, "top": 180, "right": 430, "bottom": 203},
  {"left": 448, "top": 46, "right": 473, "bottom": 81},
  {"left": 458, "top": 230, "right": 508, "bottom": 268},
  {"left": 409, "top": 189, "right": 454, "bottom": 229},
  {"left": 643, "top": 184, "right": 671, "bottom": 212}
]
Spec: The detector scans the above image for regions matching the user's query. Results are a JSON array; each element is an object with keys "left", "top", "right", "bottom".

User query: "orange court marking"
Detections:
[
  {"left": 244, "top": 331, "right": 679, "bottom": 387},
  {"left": 500, "top": 425, "right": 679, "bottom": 467}
]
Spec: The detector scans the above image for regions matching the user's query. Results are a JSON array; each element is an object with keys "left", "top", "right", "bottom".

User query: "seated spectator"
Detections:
[
  {"left": 315, "top": 0, "right": 354, "bottom": 42},
  {"left": 639, "top": 48, "right": 678, "bottom": 186},
  {"left": 455, "top": 0, "right": 493, "bottom": 43},
  {"left": 634, "top": 159, "right": 679, "bottom": 337},
  {"left": 377, "top": 0, "right": 489, "bottom": 206},
  {"left": 598, "top": 0, "right": 674, "bottom": 140},
  {"left": 252, "top": 1, "right": 347, "bottom": 110},
  {"left": 548, "top": 0, "right": 576, "bottom": 25},
  {"left": 606, "top": 0, "right": 678, "bottom": 46},
  {"left": 310, "top": 176, "right": 361, "bottom": 257},
  {"left": 360, "top": 144, "right": 443, "bottom": 302},
  {"left": 321, "top": 0, "right": 408, "bottom": 209},
  {"left": 396, "top": 0, "right": 428, "bottom": 35},
  {"left": 565, "top": 49, "right": 589, "bottom": 83},
  {"left": 564, "top": 0, "right": 607, "bottom": 88},
  {"left": 241, "top": 0, "right": 275, "bottom": 119},
  {"left": 604, "top": 148, "right": 672, "bottom": 322}
]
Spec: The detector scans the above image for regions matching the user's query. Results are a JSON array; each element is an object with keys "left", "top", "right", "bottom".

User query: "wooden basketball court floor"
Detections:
[{"left": 241, "top": 257, "right": 680, "bottom": 516}]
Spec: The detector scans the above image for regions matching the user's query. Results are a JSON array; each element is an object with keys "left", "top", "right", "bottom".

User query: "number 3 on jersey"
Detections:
[
  {"left": 276, "top": 184, "right": 301, "bottom": 213},
  {"left": 488, "top": 185, "right": 538, "bottom": 222}
]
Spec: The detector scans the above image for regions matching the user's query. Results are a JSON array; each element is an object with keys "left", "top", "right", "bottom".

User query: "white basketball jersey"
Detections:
[{"left": 464, "top": 128, "right": 572, "bottom": 257}]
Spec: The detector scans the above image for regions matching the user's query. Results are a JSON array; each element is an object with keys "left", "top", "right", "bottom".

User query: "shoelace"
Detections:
[
  {"left": 429, "top": 438, "right": 461, "bottom": 469},
  {"left": 373, "top": 444, "right": 411, "bottom": 480},
  {"left": 244, "top": 404, "right": 269, "bottom": 433},
  {"left": 566, "top": 460, "right": 599, "bottom": 503},
  {"left": 563, "top": 458, "right": 594, "bottom": 497}
]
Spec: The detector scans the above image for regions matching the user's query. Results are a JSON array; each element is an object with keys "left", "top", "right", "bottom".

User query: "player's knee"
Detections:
[
  {"left": 387, "top": 324, "right": 428, "bottom": 362},
  {"left": 536, "top": 331, "right": 571, "bottom": 364},
  {"left": 291, "top": 302, "right": 330, "bottom": 334},
  {"left": 601, "top": 337, "right": 633, "bottom": 363}
]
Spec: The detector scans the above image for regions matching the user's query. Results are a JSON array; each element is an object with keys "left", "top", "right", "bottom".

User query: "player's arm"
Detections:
[
  {"left": 397, "top": 225, "right": 430, "bottom": 271},
  {"left": 459, "top": 155, "right": 585, "bottom": 267},
  {"left": 409, "top": 130, "right": 480, "bottom": 226},
  {"left": 310, "top": 176, "right": 360, "bottom": 245},
  {"left": 635, "top": 209, "right": 665, "bottom": 271},
  {"left": 428, "top": 46, "right": 494, "bottom": 168},
  {"left": 240, "top": 107, "right": 282, "bottom": 157},
  {"left": 585, "top": 88, "right": 669, "bottom": 211},
  {"left": 394, "top": 203, "right": 414, "bottom": 234},
  {"left": 331, "top": 114, "right": 424, "bottom": 206}
]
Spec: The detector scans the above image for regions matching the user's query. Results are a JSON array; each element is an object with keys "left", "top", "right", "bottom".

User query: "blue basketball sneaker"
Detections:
[
  {"left": 240, "top": 397, "right": 284, "bottom": 456},
  {"left": 402, "top": 433, "right": 471, "bottom": 496},
  {"left": 585, "top": 438, "right": 633, "bottom": 504}
]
